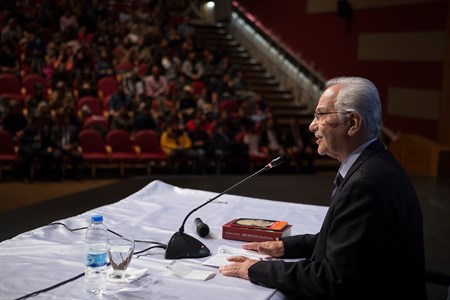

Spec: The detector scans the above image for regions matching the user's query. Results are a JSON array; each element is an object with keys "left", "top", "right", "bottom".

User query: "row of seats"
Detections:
[
  {"left": 0, "top": 126, "right": 281, "bottom": 180},
  {"left": 79, "top": 128, "right": 167, "bottom": 176},
  {"left": 0, "top": 69, "right": 208, "bottom": 104},
  {"left": 0, "top": 73, "right": 119, "bottom": 106},
  {"left": 0, "top": 73, "right": 48, "bottom": 102},
  {"left": 0, "top": 128, "right": 167, "bottom": 179}
]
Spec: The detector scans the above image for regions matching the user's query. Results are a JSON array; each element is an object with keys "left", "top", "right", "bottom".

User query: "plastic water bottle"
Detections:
[{"left": 84, "top": 215, "right": 108, "bottom": 295}]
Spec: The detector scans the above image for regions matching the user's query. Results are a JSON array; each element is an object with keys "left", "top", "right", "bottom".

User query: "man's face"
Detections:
[{"left": 309, "top": 85, "right": 349, "bottom": 162}]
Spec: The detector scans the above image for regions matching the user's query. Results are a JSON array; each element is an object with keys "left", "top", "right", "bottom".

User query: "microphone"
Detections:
[
  {"left": 194, "top": 218, "right": 209, "bottom": 237},
  {"left": 164, "top": 156, "right": 284, "bottom": 259}
]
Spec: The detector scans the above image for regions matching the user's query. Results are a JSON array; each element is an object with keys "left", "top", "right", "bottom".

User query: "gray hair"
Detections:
[{"left": 324, "top": 77, "right": 381, "bottom": 138}]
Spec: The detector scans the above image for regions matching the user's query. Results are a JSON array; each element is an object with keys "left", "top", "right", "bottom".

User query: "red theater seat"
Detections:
[
  {"left": 105, "top": 129, "right": 139, "bottom": 176},
  {"left": 133, "top": 130, "right": 167, "bottom": 174}
]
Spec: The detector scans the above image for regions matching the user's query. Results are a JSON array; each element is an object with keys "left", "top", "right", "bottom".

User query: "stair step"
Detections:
[
  {"left": 261, "top": 92, "right": 294, "bottom": 99},
  {"left": 242, "top": 69, "right": 272, "bottom": 76},
  {"left": 197, "top": 35, "right": 234, "bottom": 43},
  {"left": 235, "top": 64, "right": 265, "bottom": 72},
  {"left": 232, "top": 60, "right": 260, "bottom": 67},
  {"left": 196, "top": 32, "right": 232, "bottom": 39},
  {"left": 244, "top": 75, "right": 275, "bottom": 82},
  {"left": 266, "top": 101, "right": 307, "bottom": 109},
  {"left": 262, "top": 93, "right": 295, "bottom": 101},
  {"left": 195, "top": 28, "right": 228, "bottom": 35},
  {"left": 247, "top": 79, "right": 279, "bottom": 87},
  {"left": 227, "top": 50, "right": 250, "bottom": 57},
  {"left": 202, "top": 39, "right": 240, "bottom": 47},
  {"left": 265, "top": 97, "right": 296, "bottom": 104},
  {"left": 250, "top": 85, "right": 290, "bottom": 93},
  {"left": 193, "top": 23, "right": 226, "bottom": 30},
  {"left": 224, "top": 47, "right": 248, "bottom": 54},
  {"left": 272, "top": 108, "right": 309, "bottom": 118},
  {"left": 230, "top": 56, "right": 257, "bottom": 64}
]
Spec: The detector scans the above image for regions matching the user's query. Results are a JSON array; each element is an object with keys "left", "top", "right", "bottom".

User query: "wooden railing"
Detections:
[{"left": 389, "top": 134, "right": 450, "bottom": 177}]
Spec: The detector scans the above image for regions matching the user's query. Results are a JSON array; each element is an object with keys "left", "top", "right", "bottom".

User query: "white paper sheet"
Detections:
[
  {"left": 202, "top": 245, "right": 271, "bottom": 267},
  {"left": 167, "top": 261, "right": 215, "bottom": 280}
]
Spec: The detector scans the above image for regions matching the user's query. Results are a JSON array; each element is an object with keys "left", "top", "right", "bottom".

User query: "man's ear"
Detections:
[{"left": 347, "top": 111, "right": 362, "bottom": 136}]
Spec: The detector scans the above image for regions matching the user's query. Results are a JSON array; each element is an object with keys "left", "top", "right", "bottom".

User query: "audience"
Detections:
[{"left": 0, "top": 0, "right": 316, "bottom": 181}]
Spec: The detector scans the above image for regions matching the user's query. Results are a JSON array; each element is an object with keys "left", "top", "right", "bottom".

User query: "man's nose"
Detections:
[{"left": 309, "top": 118, "right": 317, "bottom": 132}]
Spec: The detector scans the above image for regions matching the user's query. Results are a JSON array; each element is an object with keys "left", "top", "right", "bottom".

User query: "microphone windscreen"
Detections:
[
  {"left": 194, "top": 218, "right": 209, "bottom": 237},
  {"left": 265, "top": 156, "right": 284, "bottom": 169},
  {"left": 196, "top": 224, "right": 209, "bottom": 237},
  {"left": 271, "top": 156, "right": 284, "bottom": 167}
]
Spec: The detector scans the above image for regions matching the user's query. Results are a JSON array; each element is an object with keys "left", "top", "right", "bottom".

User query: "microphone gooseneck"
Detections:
[
  {"left": 178, "top": 156, "right": 284, "bottom": 234},
  {"left": 164, "top": 156, "right": 284, "bottom": 259}
]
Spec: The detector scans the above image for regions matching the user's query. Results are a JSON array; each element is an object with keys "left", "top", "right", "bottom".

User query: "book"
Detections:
[
  {"left": 229, "top": 218, "right": 289, "bottom": 231},
  {"left": 222, "top": 219, "right": 292, "bottom": 242}
]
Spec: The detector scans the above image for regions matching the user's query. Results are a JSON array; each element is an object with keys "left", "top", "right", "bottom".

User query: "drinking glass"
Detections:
[{"left": 107, "top": 237, "right": 135, "bottom": 279}]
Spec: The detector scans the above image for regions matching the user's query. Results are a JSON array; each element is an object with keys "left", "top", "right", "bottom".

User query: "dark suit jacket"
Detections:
[
  {"left": 249, "top": 139, "right": 426, "bottom": 299},
  {"left": 50, "top": 125, "right": 79, "bottom": 150}
]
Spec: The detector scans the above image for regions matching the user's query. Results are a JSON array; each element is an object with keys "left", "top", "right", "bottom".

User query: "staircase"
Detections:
[
  {"left": 193, "top": 23, "right": 309, "bottom": 125},
  {"left": 193, "top": 22, "right": 339, "bottom": 172}
]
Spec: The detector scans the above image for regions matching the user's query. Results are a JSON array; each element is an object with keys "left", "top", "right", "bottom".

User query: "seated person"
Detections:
[
  {"left": 259, "top": 117, "right": 288, "bottom": 164},
  {"left": 51, "top": 112, "right": 82, "bottom": 179},
  {"left": 109, "top": 83, "right": 132, "bottom": 120},
  {"left": 187, "top": 116, "right": 209, "bottom": 174},
  {"left": 282, "top": 117, "right": 315, "bottom": 174},
  {"left": 110, "top": 104, "right": 135, "bottom": 132},
  {"left": 160, "top": 119, "right": 202, "bottom": 174},
  {"left": 18, "top": 114, "right": 54, "bottom": 181},
  {"left": 2, "top": 99, "right": 27, "bottom": 139}
]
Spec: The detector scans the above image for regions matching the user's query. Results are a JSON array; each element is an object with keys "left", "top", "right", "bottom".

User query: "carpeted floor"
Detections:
[{"left": 0, "top": 178, "right": 119, "bottom": 213}]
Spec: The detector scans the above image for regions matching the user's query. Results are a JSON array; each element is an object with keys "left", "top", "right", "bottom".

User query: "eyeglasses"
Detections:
[{"left": 314, "top": 111, "right": 352, "bottom": 121}]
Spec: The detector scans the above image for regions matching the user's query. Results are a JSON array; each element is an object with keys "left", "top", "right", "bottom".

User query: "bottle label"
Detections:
[{"left": 86, "top": 252, "right": 107, "bottom": 268}]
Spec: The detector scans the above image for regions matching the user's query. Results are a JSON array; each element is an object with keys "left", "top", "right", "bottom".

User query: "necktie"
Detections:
[{"left": 332, "top": 172, "right": 344, "bottom": 198}]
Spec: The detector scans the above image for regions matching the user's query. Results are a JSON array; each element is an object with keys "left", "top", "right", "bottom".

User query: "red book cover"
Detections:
[{"left": 222, "top": 219, "right": 292, "bottom": 242}]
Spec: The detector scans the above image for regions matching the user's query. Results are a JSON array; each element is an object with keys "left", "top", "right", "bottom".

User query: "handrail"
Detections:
[{"left": 231, "top": 1, "right": 325, "bottom": 87}]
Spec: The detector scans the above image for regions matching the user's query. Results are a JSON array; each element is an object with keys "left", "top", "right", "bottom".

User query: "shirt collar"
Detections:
[{"left": 339, "top": 138, "right": 377, "bottom": 178}]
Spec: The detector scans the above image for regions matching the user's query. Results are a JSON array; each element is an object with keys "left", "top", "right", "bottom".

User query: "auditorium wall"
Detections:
[{"left": 236, "top": 0, "right": 449, "bottom": 141}]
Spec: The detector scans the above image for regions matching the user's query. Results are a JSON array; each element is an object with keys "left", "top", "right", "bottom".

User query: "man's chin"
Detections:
[
  {"left": 317, "top": 147, "right": 327, "bottom": 156},
  {"left": 318, "top": 148, "right": 338, "bottom": 160}
]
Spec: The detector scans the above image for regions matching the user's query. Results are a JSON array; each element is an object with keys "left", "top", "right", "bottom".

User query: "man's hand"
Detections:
[
  {"left": 242, "top": 241, "right": 285, "bottom": 258},
  {"left": 219, "top": 256, "right": 259, "bottom": 280}
]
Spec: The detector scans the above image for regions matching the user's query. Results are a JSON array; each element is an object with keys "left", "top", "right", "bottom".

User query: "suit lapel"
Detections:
[{"left": 335, "top": 139, "right": 386, "bottom": 195}]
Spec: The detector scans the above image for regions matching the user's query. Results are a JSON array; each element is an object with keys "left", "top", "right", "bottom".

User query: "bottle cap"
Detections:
[{"left": 91, "top": 215, "right": 103, "bottom": 222}]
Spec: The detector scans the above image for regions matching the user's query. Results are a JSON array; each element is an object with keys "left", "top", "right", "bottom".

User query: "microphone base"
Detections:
[{"left": 165, "top": 231, "right": 211, "bottom": 259}]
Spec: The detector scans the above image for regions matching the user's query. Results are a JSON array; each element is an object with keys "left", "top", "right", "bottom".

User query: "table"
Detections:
[{"left": 0, "top": 180, "right": 328, "bottom": 299}]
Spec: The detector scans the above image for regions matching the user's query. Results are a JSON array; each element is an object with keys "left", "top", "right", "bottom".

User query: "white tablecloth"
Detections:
[{"left": 0, "top": 180, "right": 328, "bottom": 300}]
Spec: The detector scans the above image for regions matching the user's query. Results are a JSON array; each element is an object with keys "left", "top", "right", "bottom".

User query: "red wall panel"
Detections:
[{"left": 236, "top": 0, "right": 448, "bottom": 140}]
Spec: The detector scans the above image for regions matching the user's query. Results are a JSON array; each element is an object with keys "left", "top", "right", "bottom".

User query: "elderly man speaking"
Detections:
[{"left": 219, "top": 77, "right": 426, "bottom": 300}]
